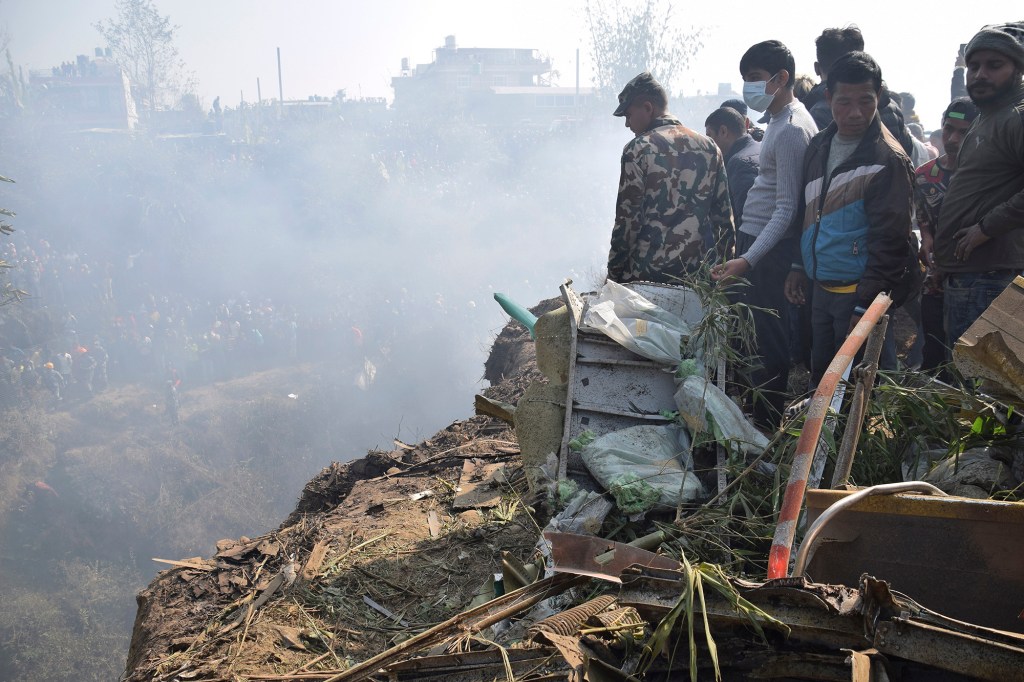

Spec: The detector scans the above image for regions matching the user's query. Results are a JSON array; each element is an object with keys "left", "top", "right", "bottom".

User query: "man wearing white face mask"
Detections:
[{"left": 711, "top": 40, "right": 817, "bottom": 429}]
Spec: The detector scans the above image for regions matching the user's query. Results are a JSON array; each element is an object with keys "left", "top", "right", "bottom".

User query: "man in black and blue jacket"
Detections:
[{"left": 785, "top": 51, "right": 921, "bottom": 386}]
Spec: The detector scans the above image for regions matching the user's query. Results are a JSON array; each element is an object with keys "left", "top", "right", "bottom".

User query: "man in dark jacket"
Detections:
[
  {"left": 704, "top": 106, "right": 761, "bottom": 228},
  {"left": 720, "top": 98, "right": 764, "bottom": 141},
  {"left": 933, "top": 22, "right": 1024, "bottom": 346},
  {"left": 806, "top": 25, "right": 916, "bottom": 159},
  {"left": 805, "top": 26, "right": 864, "bottom": 129},
  {"left": 785, "top": 52, "right": 920, "bottom": 385}
]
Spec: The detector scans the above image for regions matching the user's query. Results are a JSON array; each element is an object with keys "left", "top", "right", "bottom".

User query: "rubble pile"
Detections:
[{"left": 123, "top": 287, "right": 1024, "bottom": 682}]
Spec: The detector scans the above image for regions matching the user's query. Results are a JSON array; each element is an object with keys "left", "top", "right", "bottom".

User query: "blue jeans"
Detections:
[
  {"left": 943, "top": 270, "right": 1019, "bottom": 355},
  {"left": 810, "top": 284, "right": 896, "bottom": 387}
]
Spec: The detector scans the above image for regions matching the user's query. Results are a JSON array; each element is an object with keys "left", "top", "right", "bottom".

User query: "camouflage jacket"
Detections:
[{"left": 607, "top": 115, "right": 734, "bottom": 284}]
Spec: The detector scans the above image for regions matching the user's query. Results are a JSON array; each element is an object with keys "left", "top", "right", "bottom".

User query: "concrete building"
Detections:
[{"left": 391, "top": 35, "right": 594, "bottom": 127}]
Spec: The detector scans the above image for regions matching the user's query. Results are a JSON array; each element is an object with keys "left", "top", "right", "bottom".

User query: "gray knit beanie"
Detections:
[{"left": 965, "top": 21, "right": 1024, "bottom": 69}]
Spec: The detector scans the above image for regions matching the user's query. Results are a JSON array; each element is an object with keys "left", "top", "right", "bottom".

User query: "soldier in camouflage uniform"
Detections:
[{"left": 607, "top": 72, "right": 734, "bottom": 284}]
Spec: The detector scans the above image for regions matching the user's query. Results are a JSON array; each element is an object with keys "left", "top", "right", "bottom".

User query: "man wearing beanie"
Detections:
[{"left": 933, "top": 22, "right": 1024, "bottom": 347}]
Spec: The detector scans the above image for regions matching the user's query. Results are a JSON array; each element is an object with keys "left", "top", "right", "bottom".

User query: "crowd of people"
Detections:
[
  {"left": 0, "top": 298, "right": 299, "bottom": 414},
  {"left": 607, "top": 21, "right": 1024, "bottom": 428},
  {"left": 1, "top": 71, "right": 620, "bottom": 417},
  {"left": 0, "top": 228, "right": 316, "bottom": 409}
]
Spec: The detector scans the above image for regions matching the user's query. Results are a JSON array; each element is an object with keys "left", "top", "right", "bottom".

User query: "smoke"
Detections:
[{"left": 0, "top": 102, "right": 634, "bottom": 680}]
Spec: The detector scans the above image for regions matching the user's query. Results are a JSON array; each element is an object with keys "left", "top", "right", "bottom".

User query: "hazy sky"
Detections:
[{"left": 3, "top": 1, "right": 1023, "bottom": 128}]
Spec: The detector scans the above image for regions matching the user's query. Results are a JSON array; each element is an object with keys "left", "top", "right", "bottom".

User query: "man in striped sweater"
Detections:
[{"left": 711, "top": 40, "right": 818, "bottom": 429}]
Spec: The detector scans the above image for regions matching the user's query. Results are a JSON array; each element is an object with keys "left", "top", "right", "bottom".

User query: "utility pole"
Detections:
[
  {"left": 256, "top": 77, "right": 263, "bottom": 134},
  {"left": 575, "top": 47, "right": 580, "bottom": 118},
  {"left": 277, "top": 47, "right": 284, "bottom": 118}
]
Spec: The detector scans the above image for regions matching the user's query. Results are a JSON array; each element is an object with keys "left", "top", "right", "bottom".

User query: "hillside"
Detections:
[
  {"left": 0, "top": 356, "right": 444, "bottom": 681},
  {"left": 121, "top": 314, "right": 544, "bottom": 681}
]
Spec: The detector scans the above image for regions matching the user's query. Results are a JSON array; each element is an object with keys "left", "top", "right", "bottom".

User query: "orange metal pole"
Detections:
[{"left": 767, "top": 292, "right": 893, "bottom": 580}]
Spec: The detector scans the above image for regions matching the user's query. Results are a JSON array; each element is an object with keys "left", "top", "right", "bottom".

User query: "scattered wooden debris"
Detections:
[
  {"left": 453, "top": 459, "right": 507, "bottom": 510},
  {"left": 300, "top": 539, "right": 330, "bottom": 584},
  {"left": 152, "top": 557, "right": 217, "bottom": 572},
  {"left": 474, "top": 394, "right": 516, "bottom": 424},
  {"left": 426, "top": 510, "right": 441, "bottom": 538}
]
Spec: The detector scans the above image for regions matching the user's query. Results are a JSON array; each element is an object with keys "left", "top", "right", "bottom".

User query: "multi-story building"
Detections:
[{"left": 391, "top": 35, "right": 594, "bottom": 127}]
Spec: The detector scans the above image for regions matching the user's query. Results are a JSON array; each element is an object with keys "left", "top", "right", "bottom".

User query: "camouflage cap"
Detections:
[{"left": 613, "top": 71, "right": 664, "bottom": 116}]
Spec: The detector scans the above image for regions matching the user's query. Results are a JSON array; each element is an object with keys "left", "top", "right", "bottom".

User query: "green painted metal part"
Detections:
[{"left": 493, "top": 292, "right": 537, "bottom": 339}]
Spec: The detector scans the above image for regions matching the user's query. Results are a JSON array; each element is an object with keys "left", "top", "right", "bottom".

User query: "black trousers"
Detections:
[
  {"left": 734, "top": 232, "right": 793, "bottom": 430},
  {"left": 920, "top": 291, "right": 946, "bottom": 374}
]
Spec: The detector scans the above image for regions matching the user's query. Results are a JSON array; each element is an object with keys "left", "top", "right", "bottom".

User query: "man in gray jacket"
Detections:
[{"left": 933, "top": 21, "right": 1024, "bottom": 346}]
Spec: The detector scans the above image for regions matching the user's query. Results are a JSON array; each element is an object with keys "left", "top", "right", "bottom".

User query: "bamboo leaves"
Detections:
[{"left": 636, "top": 553, "right": 790, "bottom": 682}]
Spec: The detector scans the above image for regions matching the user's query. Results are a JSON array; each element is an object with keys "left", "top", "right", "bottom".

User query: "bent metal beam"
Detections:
[{"left": 768, "top": 292, "right": 893, "bottom": 580}]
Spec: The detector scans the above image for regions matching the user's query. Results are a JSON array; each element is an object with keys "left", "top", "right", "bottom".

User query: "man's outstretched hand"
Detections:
[{"left": 710, "top": 257, "right": 750, "bottom": 282}]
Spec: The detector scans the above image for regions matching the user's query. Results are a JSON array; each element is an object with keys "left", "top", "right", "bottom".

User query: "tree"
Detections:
[
  {"left": 95, "top": 0, "right": 183, "bottom": 113},
  {"left": 584, "top": 0, "right": 704, "bottom": 96},
  {"left": 0, "top": 174, "right": 26, "bottom": 307}
]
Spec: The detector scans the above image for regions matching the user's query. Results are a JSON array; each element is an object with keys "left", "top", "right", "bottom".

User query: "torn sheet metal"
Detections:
[
  {"left": 542, "top": 531, "right": 679, "bottom": 583},
  {"left": 617, "top": 565, "right": 1024, "bottom": 680},
  {"left": 557, "top": 281, "right": 699, "bottom": 482},
  {"left": 859, "top": 573, "right": 1024, "bottom": 681},
  {"left": 363, "top": 595, "right": 410, "bottom": 627},
  {"left": 619, "top": 566, "right": 865, "bottom": 651},
  {"left": 804, "top": 488, "right": 1024, "bottom": 633},
  {"left": 582, "top": 656, "right": 641, "bottom": 682},
  {"left": 874, "top": 616, "right": 1024, "bottom": 682}
]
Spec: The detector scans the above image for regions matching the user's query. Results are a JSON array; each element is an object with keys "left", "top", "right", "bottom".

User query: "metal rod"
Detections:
[
  {"left": 767, "top": 292, "right": 893, "bottom": 580},
  {"left": 571, "top": 404, "right": 670, "bottom": 420},
  {"left": 831, "top": 314, "right": 890, "bottom": 488},
  {"left": 558, "top": 281, "right": 581, "bottom": 482},
  {"left": 792, "top": 481, "right": 947, "bottom": 577}
]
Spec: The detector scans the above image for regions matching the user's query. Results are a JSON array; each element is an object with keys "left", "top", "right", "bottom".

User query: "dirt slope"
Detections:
[{"left": 123, "top": 315, "right": 544, "bottom": 681}]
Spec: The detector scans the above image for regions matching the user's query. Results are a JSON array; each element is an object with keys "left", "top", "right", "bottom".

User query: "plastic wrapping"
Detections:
[
  {"left": 581, "top": 280, "right": 691, "bottom": 365},
  {"left": 579, "top": 424, "right": 704, "bottom": 512},
  {"left": 674, "top": 374, "right": 769, "bottom": 456}
]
